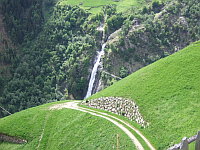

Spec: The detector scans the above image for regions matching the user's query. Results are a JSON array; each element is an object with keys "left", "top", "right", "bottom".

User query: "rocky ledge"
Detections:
[
  {"left": 82, "top": 97, "right": 149, "bottom": 128},
  {"left": 0, "top": 132, "right": 27, "bottom": 144}
]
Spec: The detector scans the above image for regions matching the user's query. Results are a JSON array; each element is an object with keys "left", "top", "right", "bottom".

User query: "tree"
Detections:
[
  {"left": 142, "top": 6, "right": 148, "bottom": 14},
  {"left": 119, "top": 37, "right": 124, "bottom": 46},
  {"left": 107, "top": 18, "right": 113, "bottom": 29},
  {"left": 119, "top": 67, "right": 129, "bottom": 78},
  {"left": 44, "top": 0, "right": 54, "bottom": 6},
  {"left": 70, "top": 18, "right": 76, "bottom": 26},
  {"left": 110, "top": 43, "right": 117, "bottom": 52},
  {"left": 152, "top": 1, "right": 160, "bottom": 9},
  {"left": 71, "top": 81, "right": 77, "bottom": 97},
  {"left": 104, "top": 25, "right": 108, "bottom": 34},
  {"left": 191, "top": 31, "right": 196, "bottom": 40},
  {"left": 106, "top": 9, "right": 112, "bottom": 15}
]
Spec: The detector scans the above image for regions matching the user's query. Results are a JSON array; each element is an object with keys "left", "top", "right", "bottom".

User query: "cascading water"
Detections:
[{"left": 84, "top": 42, "right": 107, "bottom": 99}]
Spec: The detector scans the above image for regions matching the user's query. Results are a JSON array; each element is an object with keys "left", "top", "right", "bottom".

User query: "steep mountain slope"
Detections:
[
  {"left": 0, "top": 0, "right": 145, "bottom": 117},
  {"left": 101, "top": 0, "right": 200, "bottom": 88},
  {"left": 87, "top": 40, "right": 200, "bottom": 149},
  {"left": 1, "top": 0, "right": 200, "bottom": 119},
  {"left": 0, "top": 2, "right": 97, "bottom": 117}
]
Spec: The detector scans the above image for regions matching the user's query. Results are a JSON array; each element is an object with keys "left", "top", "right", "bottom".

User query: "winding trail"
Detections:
[
  {"left": 50, "top": 101, "right": 155, "bottom": 150},
  {"left": 103, "top": 71, "right": 122, "bottom": 80}
]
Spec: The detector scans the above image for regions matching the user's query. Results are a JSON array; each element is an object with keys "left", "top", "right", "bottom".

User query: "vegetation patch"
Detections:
[{"left": 62, "top": 0, "right": 148, "bottom": 13}]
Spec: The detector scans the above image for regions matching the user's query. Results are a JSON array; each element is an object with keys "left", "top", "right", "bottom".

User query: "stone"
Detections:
[
  {"left": 180, "top": 137, "right": 188, "bottom": 150},
  {"left": 82, "top": 97, "right": 146, "bottom": 127}
]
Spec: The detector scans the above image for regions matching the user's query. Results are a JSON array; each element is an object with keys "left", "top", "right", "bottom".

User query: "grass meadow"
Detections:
[
  {"left": 88, "top": 41, "right": 200, "bottom": 149},
  {"left": 0, "top": 101, "right": 135, "bottom": 150},
  {"left": 60, "top": 0, "right": 147, "bottom": 13},
  {"left": 60, "top": 0, "right": 173, "bottom": 14}
]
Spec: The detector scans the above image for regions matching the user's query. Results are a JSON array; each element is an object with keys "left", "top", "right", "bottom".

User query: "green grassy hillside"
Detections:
[
  {"left": 0, "top": 101, "right": 135, "bottom": 150},
  {"left": 60, "top": 0, "right": 172, "bottom": 14},
  {"left": 88, "top": 41, "right": 200, "bottom": 149},
  {"left": 61, "top": 0, "right": 147, "bottom": 13}
]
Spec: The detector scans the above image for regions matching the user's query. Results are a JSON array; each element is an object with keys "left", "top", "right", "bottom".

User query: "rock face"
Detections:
[
  {"left": 91, "top": 70, "right": 100, "bottom": 95},
  {"left": 82, "top": 97, "right": 148, "bottom": 128}
]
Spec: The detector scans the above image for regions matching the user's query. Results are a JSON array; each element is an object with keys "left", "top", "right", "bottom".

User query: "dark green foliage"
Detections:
[
  {"left": 110, "top": 43, "right": 117, "bottom": 53},
  {"left": 142, "top": 6, "right": 148, "bottom": 14},
  {"left": 119, "top": 37, "right": 125, "bottom": 46},
  {"left": 152, "top": 1, "right": 160, "bottom": 9},
  {"left": 0, "top": 47, "right": 19, "bottom": 65},
  {"left": 104, "top": 5, "right": 116, "bottom": 16},
  {"left": 122, "top": 20, "right": 131, "bottom": 35},
  {"left": 95, "top": 31, "right": 101, "bottom": 38},
  {"left": 104, "top": 25, "right": 108, "bottom": 34},
  {"left": 106, "top": 6, "right": 125, "bottom": 32},
  {"left": 91, "top": 12, "right": 104, "bottom": 21},
  {"left": 134, "top": 53, "right": 140, "bottom": 62},
  {"left": 70, "top": 18, "right": 76, "bottom": 26},
  {"left": 191, "top": 31, "right": 196, "bottom": 40},
  {"left": 119, "top": 67, "right": 129, "bottom": 78},
  {"left": 0, "top": 75, "right": 4, "bottom": 92},
  {"left": 0, "top": 4, "right": 95, "bottom": 117},
  {"left": 44, "top": 0, "right": 54, "bottom": 6},
  {"left": 152, "top": 1, "right": 161, "bottom": 13},
  {"left": 1, "top": 0, "right": 43, "bottom": 44}
]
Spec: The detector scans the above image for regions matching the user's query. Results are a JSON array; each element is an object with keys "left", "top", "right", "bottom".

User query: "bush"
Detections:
[
  {"left": 104, "top": 25, "right": 108, "bottom": 34},
  {"left": 119, "top": 37, "right": 124, "bottom": 46},
  {"left": 119, "top": 67, "right": 129, "bottom": 78},
  {"left": 110, "top": 43, "right": 117, "bottom": 52}
]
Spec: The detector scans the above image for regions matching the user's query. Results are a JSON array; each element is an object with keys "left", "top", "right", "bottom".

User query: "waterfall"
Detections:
[{"left": 84, "top": 42, "right": 107, "bottom": 99}]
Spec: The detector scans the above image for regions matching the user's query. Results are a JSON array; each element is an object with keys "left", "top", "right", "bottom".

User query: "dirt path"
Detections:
[
  {"left": 103, "top": 71, "right": 122, "bottom": 80},
  {"left": 78, "top": 107, "right": 155, "bottom": 150},
  {"left": 50, "top": 101, "right": 155, "bottom": 150},
  {"left": 37, "top": 113, "right": 49, "bottom": 150}
]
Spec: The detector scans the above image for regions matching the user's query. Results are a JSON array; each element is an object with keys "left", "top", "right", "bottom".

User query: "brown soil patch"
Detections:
[{"left": 0, "top": 132, "right": 27, "bottom": 144}]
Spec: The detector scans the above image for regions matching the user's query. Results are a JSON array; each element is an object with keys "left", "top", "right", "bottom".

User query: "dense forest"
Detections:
[
  {"left": 0, "top": 0, "right": 200, "bottom": 117},
  {"left": 1, "top": 0, "right": 43, "bottom": 44}
]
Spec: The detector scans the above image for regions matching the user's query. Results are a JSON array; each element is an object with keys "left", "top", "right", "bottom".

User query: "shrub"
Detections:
[{"left": 119, "top": 67, "right": 129, "bottom": 78}]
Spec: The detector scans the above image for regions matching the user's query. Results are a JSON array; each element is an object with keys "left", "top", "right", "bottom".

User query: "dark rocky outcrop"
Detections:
[{"left": 0, "top": 132, "right": 27, "bottom": 144}]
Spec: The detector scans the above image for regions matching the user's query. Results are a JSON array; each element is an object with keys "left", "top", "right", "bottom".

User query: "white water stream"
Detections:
[{"left": 84, "top": 42, "right": 107, "bottom": 99}]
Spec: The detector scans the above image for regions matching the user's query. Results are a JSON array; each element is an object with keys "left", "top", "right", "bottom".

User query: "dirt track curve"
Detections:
[{"left": 50, "top": 101, "right": 155, "bottom": 150}]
